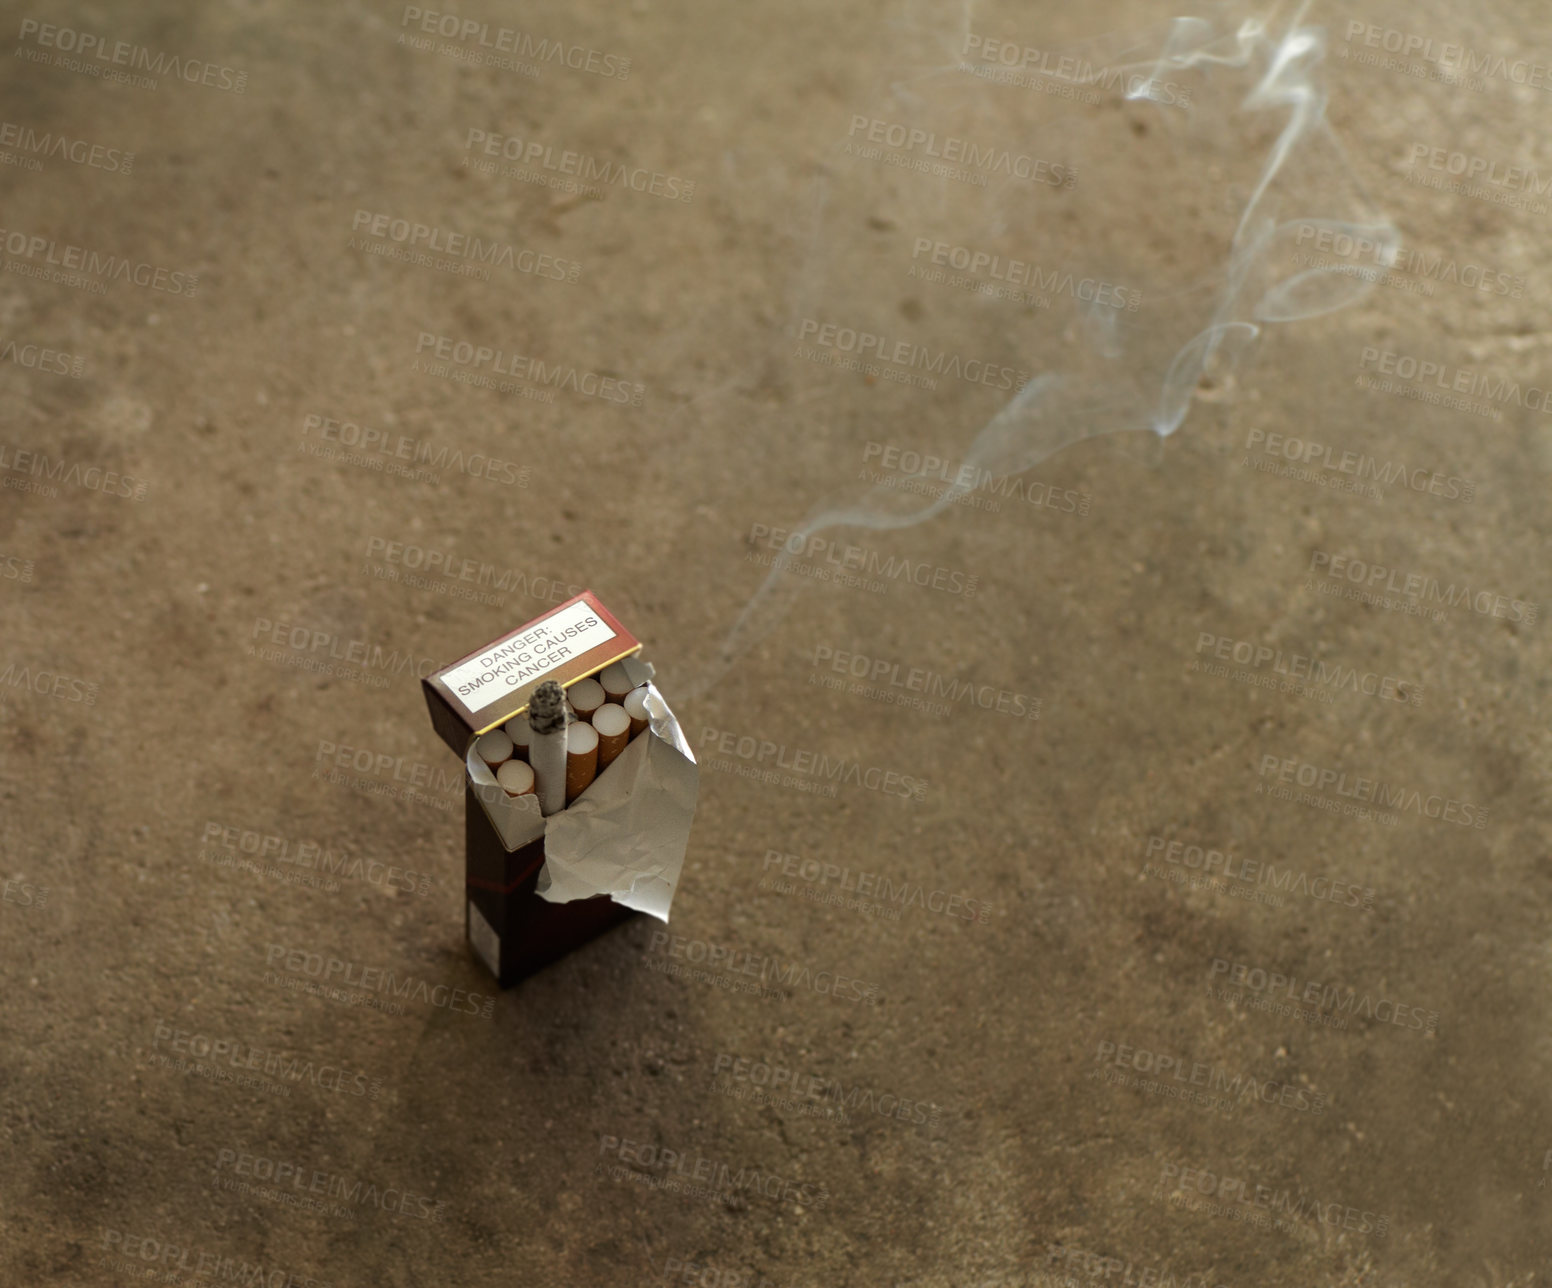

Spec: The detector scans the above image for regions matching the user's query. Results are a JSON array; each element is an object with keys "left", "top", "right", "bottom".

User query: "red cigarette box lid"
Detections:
[{"left": 422, "top": 590, "right": 641, "bottom": 756}]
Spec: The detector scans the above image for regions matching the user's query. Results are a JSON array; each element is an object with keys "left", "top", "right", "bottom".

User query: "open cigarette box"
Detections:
[{"left": 422, "top": 591, "right": 699, "bottom": 986}]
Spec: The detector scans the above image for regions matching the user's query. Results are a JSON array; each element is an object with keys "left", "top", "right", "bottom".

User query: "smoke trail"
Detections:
[{"left": 695, "top": 0, "right": 1397, "bottom": 695}]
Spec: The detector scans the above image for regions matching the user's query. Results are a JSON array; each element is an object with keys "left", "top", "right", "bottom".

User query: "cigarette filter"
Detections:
[
  {"left": 567, "top": 677, "right": 606, "bottom": 719},
  {"left": 599, "top": 660, "right": 634, "bottom": 703},
  {"left": 505, "top": 714, "right": 531, "bottom": 761},
  {"left": 496, "top": 759, "right": 535, "bottom": 797},
  {"left": 592, "top": 703, "right": 630, "bottom": 770},
  {"left": 475, "top": 728, "right": 513, "bottom": 769},
  {"left": 623, "top": 686, "right": 650, "bottom": 737},
  {"left": 565, "top": 721, "right": 599, "bottom": 803}
]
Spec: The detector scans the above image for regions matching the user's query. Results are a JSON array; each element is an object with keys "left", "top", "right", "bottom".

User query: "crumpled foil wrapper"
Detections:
[{"left": 462, "top": 657, "right": 698, "bottom": 922}]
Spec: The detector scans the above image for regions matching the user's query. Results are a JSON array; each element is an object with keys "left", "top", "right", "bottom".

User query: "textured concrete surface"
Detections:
[{"left": 1, "top": 0, "right": 1549, "bottom": 1285}]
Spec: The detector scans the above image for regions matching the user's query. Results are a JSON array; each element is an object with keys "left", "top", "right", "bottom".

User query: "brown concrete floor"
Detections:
[{"left": 1, "top": 0, "right": 1549, "bottom": 1284}]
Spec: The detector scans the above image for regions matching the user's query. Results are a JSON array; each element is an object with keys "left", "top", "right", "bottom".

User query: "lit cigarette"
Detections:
[
  {"left": 496, "top": 759, "right": 534, "bottom": 797},
  {"left": 566, "top": 721, "right": 599, "bottom": 803},
  {"left": 567, "top": 676, "right": 605, "bottom": 720},
  {"left": 623, "top": 685, "right": 650, "bottom": 738},
  {"left": 528, "top": 680, "right": 569, "bottom": 816},
  {"left": 592, "top": 703, "right": 630, "bottom": 770},
  {"left": 475, "top": 728, "right": 513, "bottom": 769},
  {"left": 599, "top": 660, "right": 634, "bottom": 703},
  {"left": 504, "top": 713, "right": 531, "bottom": 762}
]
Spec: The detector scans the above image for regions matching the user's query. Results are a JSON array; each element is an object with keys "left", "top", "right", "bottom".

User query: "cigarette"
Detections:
[
  {"left": 599, "top": 660, "right": 634, "bottom": 703},
  {"left": 474, "top": 728, "right": 513, "bottom": 769},
  {"left": 565, "top": 720, "right": 599, "bottom": 803},
  {"left": 504, "top": 713, "right": 531, "bottom": 762},
  {"left": 623, "top": 685, "right": 650, "bottom": 737},
  {"left": 496, "top": 759, "right": 535, "bottom": 797},
  {"left": 528, "top": 679, "right": 569, "bottom": 816},
  {"left": 592, "top": 703, "right": 630, "bottom": 770},
  {"left": 567, "top": 676, "right": 605, "bottom": 720}
]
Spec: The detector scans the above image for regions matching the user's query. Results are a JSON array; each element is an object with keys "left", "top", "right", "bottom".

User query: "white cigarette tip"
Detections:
[
  {"left": 569, "top": 677, "right": 605, "bottom": 712},
  {"left": 592, "top": 703, "right": 630, "bottom": 737},
  {"left": 496, "top": 759, "right": 535, "bottom": 795},
  {"left": 475, "top": 729, "right": 513, "bottom": 765}
]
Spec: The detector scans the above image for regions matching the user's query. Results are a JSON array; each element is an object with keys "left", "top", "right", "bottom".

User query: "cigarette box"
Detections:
[
  {"left": 462, "top": 792, "right": 635, "bottom": 985},
  {"left": 423, "top": 591, "right": 698, "bottom": 986}
]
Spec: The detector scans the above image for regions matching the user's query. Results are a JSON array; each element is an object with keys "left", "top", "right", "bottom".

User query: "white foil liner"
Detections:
[{"left": 463, "top": 663, "right": 698, "bottom": 922}]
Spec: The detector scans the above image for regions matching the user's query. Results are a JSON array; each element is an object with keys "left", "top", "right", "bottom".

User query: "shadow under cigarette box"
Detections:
[{"left": 463, "top": 784, "right": 636, "bottom": 986}]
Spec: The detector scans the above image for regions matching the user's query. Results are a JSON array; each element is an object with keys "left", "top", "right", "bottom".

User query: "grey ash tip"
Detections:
[{"left": 528, "top": 680, "right": 567, "bottom": 735}]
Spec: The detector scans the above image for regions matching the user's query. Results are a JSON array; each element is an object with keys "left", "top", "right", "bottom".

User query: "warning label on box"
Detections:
[{"left": 441, "top": 599, "right": 616, "bottom": 709}]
